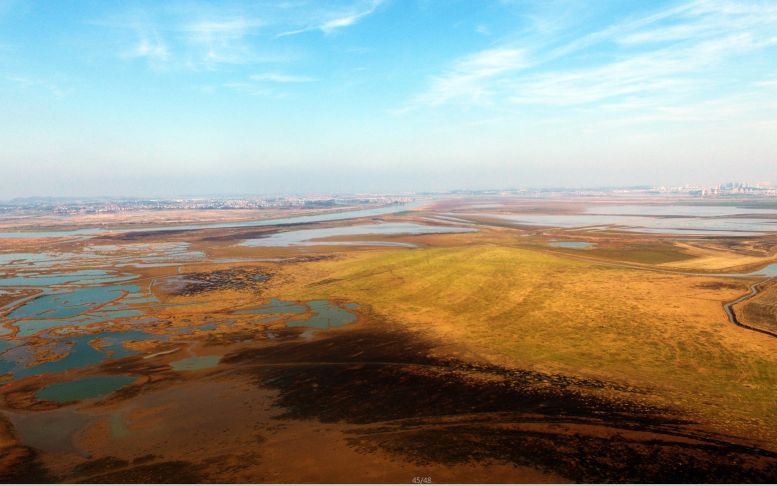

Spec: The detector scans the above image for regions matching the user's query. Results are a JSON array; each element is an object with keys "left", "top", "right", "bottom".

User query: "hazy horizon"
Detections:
[{"left": 2, "top": 0, "right": 776, "bottom": 197}]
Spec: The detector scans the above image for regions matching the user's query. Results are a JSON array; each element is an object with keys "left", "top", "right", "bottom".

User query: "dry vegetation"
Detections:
[
  {"left": 271, "top": 243, "right": 777, "bottom": 445},
  {"left": 739, "top": 281, "right": 777, "bottom": 335}
]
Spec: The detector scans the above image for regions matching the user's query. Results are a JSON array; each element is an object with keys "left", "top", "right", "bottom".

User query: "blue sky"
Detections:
[{"left": 1, "top": 0, "right": 776, "bottom": 197}]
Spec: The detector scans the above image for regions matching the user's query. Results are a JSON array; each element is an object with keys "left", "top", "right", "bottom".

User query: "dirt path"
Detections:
[
  {"left": 539, "top": 247, "right": 777, "bottom": 338},
  {"left": 722, "top": 279, "right": 777, "bottom": 338}
]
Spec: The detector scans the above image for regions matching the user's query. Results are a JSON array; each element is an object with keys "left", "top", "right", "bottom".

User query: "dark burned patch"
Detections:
[
  {"left": 222, "top": 326, "right": 438, "bottom": 370},
  {"left": 350, "top": 425, "right": 777, "bottom": 483},
  {"left": 0, "top": 413, "right": 51, "bottom": 482},
  {"left": 131, "top": 454, "right": 157, "bottom": 465},
  {"left": 277, "top": 255, "right": 337, "bottom": 264},
  {"left": 223, "top": 327, "right": 661, "bottom": 426},
  {"left": 75, "top": 460, "right": 202, "bottom": 483},
  {"left": 199, "top": 227, "right": 278, "bottom": 241},
  {"left": 694, "top": 281, "right": 743, "bottom": 290},
  {"left": 106, "top": 229, "right": 192, "bottom": 241},
  {"left": 94, "top": 359, "right": 178, "bottom": 404},
  {"left": 99, "top": 356, "right": 173, "bottom": 376},
  {"left": 223, "top": 325, "right": 777, "bottom": 483},
  {"left": 205, "top": 327, "right": 306, "bottom": 346},
  {"left": 3, "top": 381, "right": 65, "bottom": 411},
  {"left": 309, "top": 277, "right": 344, "bottom": 286},
  {"left": 71, "top": 456, "right": 129, "bottom": 477},
  {"left": 173, "top": 267, "right": 271, "bottom": 295},
  {"left": 0, "top": 445, "right": 54, "bottom": 483},
  {"left": 199, "top": 452, "right": 262, "bottom": 480},
  {"left": 262, "top": 363, "right": 665, "bottom": 425}
]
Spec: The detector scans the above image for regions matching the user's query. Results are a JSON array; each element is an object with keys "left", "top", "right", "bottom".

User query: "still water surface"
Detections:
[
  {"left": 35, "top": 375, "right": 135, "bottom": 403},
  {"left": 241, "top": 222, "right": 476, "bottom": 247}
]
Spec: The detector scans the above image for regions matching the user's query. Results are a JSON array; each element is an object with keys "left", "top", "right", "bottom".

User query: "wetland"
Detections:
[{"left": 1, "top": 197, "right": 776, "bottom": 483}]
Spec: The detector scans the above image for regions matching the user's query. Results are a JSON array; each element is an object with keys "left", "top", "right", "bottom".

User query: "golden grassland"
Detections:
[
  {"left": 265, "top": 241, "right": 777, "bottom": 446},
  {"left": 663, "top": 241, "right": 777, "bottom": 271},
  {"left": 740, "top": 281, "right": 777, "bottom": 335}
]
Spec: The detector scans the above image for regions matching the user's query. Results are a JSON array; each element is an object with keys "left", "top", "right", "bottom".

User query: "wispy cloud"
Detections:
[
  {"left": 755, "top": 77, "right": 777, "bottom": 88},
  {"left": 276, "top": 0, "right": 383, "bottom": 38},
  {"left": 409, "top": 47, "right": 526, "bottom": 107},
  {"left": 5, "top": 74, "right": 67, "bottom": 97},
  {"left": 98, "top": 1, "right": 385, "bottom": 69},
  {"left": 403, "top": 0, "right": 777, "bottom": 125},
  {"left": 223, "top": 81, "right": 289, "bottom": 98},
  {"left": 321, "top": 0, "right": 382, "bottom": 34},
  {"left": 475, "top": 24, "right": 491, "bottom": 36},
  {"left": 250, "top": 72, "right": 315, "bottom": 83},
  {"left": 123, "top": 30, "right": 169, "bottom": 63},
  {"left": 180, "top": 17, "right": 264, "bottom": 66}
]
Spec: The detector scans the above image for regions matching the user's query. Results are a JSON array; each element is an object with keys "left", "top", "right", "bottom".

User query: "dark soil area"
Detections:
[
  {"left": 174, "top": 268, "right": 271, "bottom": 295},
  {"left": 74, "top": 460, "right": 202, "bottom": 483},
  {"left": 224, "top": 324, "right": 777, "bottom": 483}
]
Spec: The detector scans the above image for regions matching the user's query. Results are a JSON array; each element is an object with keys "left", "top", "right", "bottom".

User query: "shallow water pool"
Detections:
[
  {"left": 549, "top": 241, "right": 595, "bottom": 249},
  {"left": 171, "top": 355, "right": 221, "bottom": 371},
  {"left": 35, "top": 375, "right": 136, "bottom": 403}
]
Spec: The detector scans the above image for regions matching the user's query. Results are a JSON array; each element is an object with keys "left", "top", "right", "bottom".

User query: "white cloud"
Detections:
[
  {"left": 755, "top": 78, "right": 777, "bottom": 88},
  {"left": 100, "top": 1, "right": 385, "bottom": 69},
  {"left": 183, "top": 18, "right": 264, "bottom": 36},
  {"left": 5, "top": 74, "right": 67, "bottom": 97},
  {"left": 475, "top": 24, "right": 491, "bottom": 36},
  {"left": 124, "top": 32, "right": 169, "bottom": 62},
  {"left": 223, "top": 81, "right": 287, "bottom": 98},
  {"left": 404, "top": 0, "right": 777, "bottom": 124},
  {"left": 277, "top": 0, "right": 383, "bottom": 37},
  {"left": 411, "top": 47, "right": 526, "bottom": 107},
  {"left": 250, "top": 72, "right": 315, "bottom": 83}
]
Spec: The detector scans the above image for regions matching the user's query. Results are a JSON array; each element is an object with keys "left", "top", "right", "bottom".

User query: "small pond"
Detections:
[
  {"left": 237, "top": 298, "right": 359, "bottom": 331},
  {"left": 549, "top": 241, "right": 595, "bottom": 249},
  {"left": 171, "top": 355, "right": 221, "bottom": 371},
  {"left": 0, "top": 270, "right": 136, "bottom": 287},
  {"left": 6, "top": 330, "right": 158, "bottom": 379},
  {"left": 287, "top": 300, "right": 358, "bottom": 328},
  {"left": 35, "top": 375, "right": 136, "bottom": 403},
  {"left": 745, "top": 263, "right": 777, "bottom": 277},
  {"left": 240, "top": 222, "right": 476, "bottom": 247}
]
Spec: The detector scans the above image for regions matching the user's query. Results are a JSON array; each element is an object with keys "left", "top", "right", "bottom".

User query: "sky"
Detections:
[{"left": 1, "top": 0, "right": 776, "bottom": 197}]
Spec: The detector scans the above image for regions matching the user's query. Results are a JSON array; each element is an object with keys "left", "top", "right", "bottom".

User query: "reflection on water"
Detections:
[
  {"left": 240, "top": 222, "right": 476, "bottom": 247},
  {"left": 747, "top": 263, "right": 777, "bottom": 277},
  {"left": 6, "top": 284, "right": 151, "bottom": 337},
  {"left": 237, "top": 298, "right": 359, "bottom": 331},
  {"left": 0, "top": 242, "right": 204, "bottom": 272},
  {"left": 287, "top": 300, "right": 357, "bottom": 328},
  {"left": 10, "top": 330, "right": 158, "bottom": 379},
  {"left": 171, "top": 355, "right": 221, "bottom": 371},
  {"left": 0, "top": 269, "right": 136, "bottom": 287},
  {"left": 9, "top": 285, "right": 134, "bottom": 320},
  {"left": 459, "top": 204, "right": 777, "bottom": 235},
  {"left": 35, "top": 375, "right": 136, "bottom": 403},
  {"left": 0, "top": 202, "right": 421, "bottom": 239},
  {"left": 549, "top": 241, "right": 595, "bottom": 249},
  {"left": 588, "top": 204, "right": 777, "bottom": 217},
  {"left": 237, "top": 298, "right": 306, "bottom": 315},
  {"left": 9, "top": 408, "right": 92, "bottom": 454}
]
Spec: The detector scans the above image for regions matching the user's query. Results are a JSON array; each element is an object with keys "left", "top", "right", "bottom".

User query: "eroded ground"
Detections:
[{"left": 1, "top": 197, "right": 776, "bottom": 483}]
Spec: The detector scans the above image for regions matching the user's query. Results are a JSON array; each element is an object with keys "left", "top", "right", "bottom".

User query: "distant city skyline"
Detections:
[
  {"left": 1, "top": 0, "right": 776, "bottom": 197},
  {"left": 2, "top": 180, "right": 776, "bottom": 203}
]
